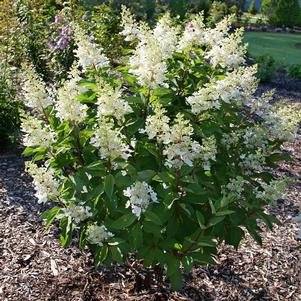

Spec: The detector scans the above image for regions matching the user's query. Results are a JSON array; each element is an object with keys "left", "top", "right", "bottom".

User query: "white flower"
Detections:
[
  {"left": 178, "top": 13, "right": 206, "bottom": 50},
  {"left": 90, "top": 118, "right": 132, "bottom": 161},
  {"left": 21, "top": 113, "right": 55, "bottom": 148},
  {"left": 141, "top": 104, "right": 170, "bottom": 143},
  {"left": 204, "top": 15, "right": 235, "bottom": 48},
  {"left": 55, "top": 67, "right": 88, "bottom": 123},
  {"left": 64, "top": 203, "right": 92, "bottom": 224},
  {"left": 97, "top": 80, "right": 132, "bottom": 121},
  {"left": 119, "top": 5, "right": 140, "bottom": 41},
  {"left": 264, "top": 104, "right": 301, "bottom": 141},
  {"left": 223, "top": 176, "right": 246, "bottom": 198},
  {"left": 239, "top": 150, "right": 266, "bottom": 174},
  {"left": 123, "top": 181, "right": 157, "bottom": 218},
  {"left": 25, "top": 161, "right": 59, "bottom": 203},
  {"left": 128, "top": 13, "right": 179, "bottom": 89},
  {"left": 205, "top": 28, "right": 247, "bottom": 70},
  {"left": 153, "top": 13, "right": 179, "bottom": 58},
  {"left": 86, "top": 224, "right": 114, "bottom": 247},
  {"left": 163, "top": 114, "right": 201, "bottom": 169},
  {"left": 129, "top": 33, "right": 168, "bottom": 89},
  {"left": 199, "top": 136, "right": 217, "bottom": 170},
  {"left": 73, "top": 24, "right": 109, "bottom": 71},
  {"left": 186, "top": 65, "right": 257, "bottom": 114},
  {"left": 255, "top": 179, "right": 287, "bottom": 203},
  {"left": 23, "top": 65, "right": 52, "bottom": 110},
  {"left": 186, "top": 86, "right": 221, "bottom": 114},
  {"left": 221, "top": 132, "right": 240, "bottom": 150},
  {"left": 243, "top": 127, "right": 268, "bottom": 150}
]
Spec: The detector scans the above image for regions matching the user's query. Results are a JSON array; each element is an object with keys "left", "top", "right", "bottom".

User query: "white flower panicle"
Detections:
[
  {"left": 264, "top": 104, "right": 301, "bottom": 141},
  {"left": 163, "top": 113, "right": 202, "bottom": 169},
  {"left": 90, "top": 118, "right": 132, "bottom": 161},
  {"left": 55, "top": 67, "right": 88, "bottom": 123},
  {"left": 214, "top": 65, "right": 257, "bottom": 104},
  {"left": 243, "top": 127, "right": 268, "bottom": 150},
  {"left": 97, "top": 80, "right": 132, "bottom": 121},
  {"left": 64, "top": 203, "right": 92, "bottom": 224},
  {"left": 129, "top": 32, "right": 168, "bottom": 89},
  {"left": 73, "top": 24, "right": 109, "bottom": 71},
  {"left": 127, "top": 12, "right": 178, "bottom": 89},
  {"left": 255, "top": 179, "right": 287, "bottom": 203},
  {"left": 206, "top": 28, "right": 247, "bottom": 70},
  {"left": 186, "top": 86, "right": 221, "bottom": 114},
  {"left": 119, "top": 5, "right": 140, "bottom": 41},
  {"left": 142, "top": 104, "right": 170, "bottom": 143},
  {"left": 204, "top": 15, "right": 234, "bottom": 48},
  {"left": 186, "top": 65, "right": 257, "bottom": 114},
  {"left": 178, "top": 13, "right": 206, "bottom": 50},
  {"left": 23, "top": 65, "right": 52, "bottom": 110},
  {"left": 21, "top": 114, "right": 55, "bottom": 148},
  {"left": 223, "top": 176, "right": 246, "bottom": 198},
  {"left": 239, "top": 150, "right": 266, "bottom": 174},
  {"left": 153, "top": 13, "right": 179, "bottom": 58},
  {"left": 199, "top": 136, "right": 217, "bottom": 170},
  {"left": 123, "top": 181, "right": 158, "bottom": 218},
  {"left": 142, "top": 111, "right": 216, "bottom": 169},
  {"left": 86, "top": 224, "right": 114, "bottom": 247},
  {"left": 25, "top": 162, "right": 59, "bottom": 203}
]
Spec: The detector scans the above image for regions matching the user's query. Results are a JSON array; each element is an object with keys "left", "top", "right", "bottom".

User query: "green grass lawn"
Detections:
[{"left": 244, "top": 32, "right": 301, "bottom": 66}]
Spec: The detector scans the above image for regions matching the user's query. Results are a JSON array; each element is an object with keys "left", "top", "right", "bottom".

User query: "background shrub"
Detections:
[
  {"left": 288, "top": 64, "right": 301, "bottom": 78},
  {"left": 0, "top": 72, "right": 21, "bottom": 148},
  {"left": 255, "top": 55, "right": 277, "bottom": 82},
  {"left": 261, "top": 0, "right": 301, "bottom": 27}
]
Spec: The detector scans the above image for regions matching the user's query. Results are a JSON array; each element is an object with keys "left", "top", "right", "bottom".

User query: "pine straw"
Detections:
[{"left": 0, "top": 103, "right": 300, "bottom": 301}]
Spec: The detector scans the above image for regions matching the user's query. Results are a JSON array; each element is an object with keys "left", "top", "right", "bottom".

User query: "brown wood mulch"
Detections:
[{"left": 0, "top": 89, "right": 300, "bottom": 301}]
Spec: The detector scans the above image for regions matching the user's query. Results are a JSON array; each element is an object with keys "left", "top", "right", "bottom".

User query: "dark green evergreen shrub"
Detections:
[
  {"left": 255, "top": 55, "right": 277, "bottom": 82},
  {"left": 288, "top": 64, "right": 301, "bottom": 78},
  {"left": 0, "top": 75, "right": 21, "bottom": 149}
]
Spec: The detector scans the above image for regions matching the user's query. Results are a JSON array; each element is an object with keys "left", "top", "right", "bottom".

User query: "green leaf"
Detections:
[
  {"left": 196, "top": 211, "right": 206, "bottom": 229},
  {"left": 79, "top": 226, "right": 87, "bottom": 249},
  {"left": 144, "top": 211, "right": 162, "bottom": 225},
  {"left": 256, "top": 211, "right": 281, "bottom": 230},
  {"left": 166, "top": 256, "right": 182, "bottom": 290},
  {"left": 127, "top": 118, "right": 144, "bottom": 135},
  {"left": 59, "top": 216, "right": 73, "bottom": 247},
  {"left": 225, "top": 226, "right": 244, "bottom": 248},
  {"left": 181, "top": 256, "right": 193, "bottom": 273},
  {"left": 104, "top": 174, "right": 115, "bottom": 199},
  {"left": 185, "top": 183, "right": 206, "bottom": 195},
  {"left": 192, "top": 253, "right": 216, "bottom": 264},
  {"left": 110, "top": 246, "right": 123, "bottom": 263},
  {"left": 131, "top": 224, "right": 143, "bottom": 249},
  {"left": 110, "top": 213, "right": 136, "bottom": 230},
  {"left": 137, "top": 170, "right": 156, "bottom": 181},
  {"left": 95, "top": 245, "right": 108, "bottom": 263},
  {"left": 208, "top": 216, "right": 225, "bottom": 227},
  {"left": 86, "top": 185, "right": 104, "bottom": 201},
  {"left": 215, "top": 210, "right": 235, "bottom": 216},
  {"left": 41, "top": 206, "right": 61, "bottom": 229}
]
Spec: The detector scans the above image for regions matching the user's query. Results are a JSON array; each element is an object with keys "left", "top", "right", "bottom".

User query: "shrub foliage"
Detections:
[{"left": 22, "top": 8, "right": 301, "bottom": 289}]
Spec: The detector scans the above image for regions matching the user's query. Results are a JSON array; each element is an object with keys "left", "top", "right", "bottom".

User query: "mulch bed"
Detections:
[{"left": 0, "top": 87, "right": 300, "bottom": 301}]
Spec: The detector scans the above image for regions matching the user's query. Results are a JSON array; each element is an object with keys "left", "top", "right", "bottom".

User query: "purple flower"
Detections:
[{"left": 55, "top": 14, "right": 61, "bottom": 25}]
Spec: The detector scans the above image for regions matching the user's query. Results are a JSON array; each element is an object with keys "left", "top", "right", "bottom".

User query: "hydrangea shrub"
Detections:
[{"left": 22, "top": 7, "right": 301, "bottom": 289}]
